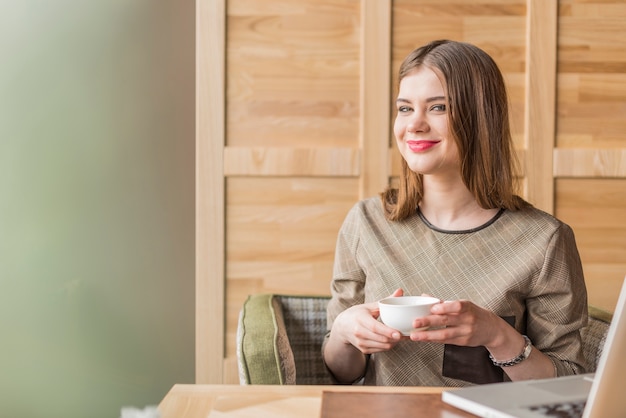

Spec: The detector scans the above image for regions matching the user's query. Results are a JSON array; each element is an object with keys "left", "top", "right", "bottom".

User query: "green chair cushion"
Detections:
[{"left": 237, "top": 294, "right": 296, "bottom": 384}]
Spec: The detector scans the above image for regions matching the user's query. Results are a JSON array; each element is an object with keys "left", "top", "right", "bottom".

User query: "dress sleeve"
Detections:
[
  {"left": 325, "top": 203, "right": 367, "bottom": 333},
  {"left": 526, "top": 222, "right": 588, "bottom": 376},
  {"left": 321, "top": 204, "right": 370, "bottom": 379}
]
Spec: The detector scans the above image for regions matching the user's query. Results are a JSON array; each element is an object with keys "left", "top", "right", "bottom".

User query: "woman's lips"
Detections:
[{"left": 407, "top": 140, "right": 439, "bottom": 152}]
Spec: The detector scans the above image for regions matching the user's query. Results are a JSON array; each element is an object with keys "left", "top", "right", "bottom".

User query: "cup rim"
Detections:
[{"left": 378, "top": 295, "right": 440, "bottom": 306}]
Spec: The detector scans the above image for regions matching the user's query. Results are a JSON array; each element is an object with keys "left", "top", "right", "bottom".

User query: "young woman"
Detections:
[{"left": 322, "top": 40, "right": 588, "bottom": 387}]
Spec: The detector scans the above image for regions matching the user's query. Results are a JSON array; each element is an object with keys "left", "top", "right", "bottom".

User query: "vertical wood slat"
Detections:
[
  {"left": 196, "top": 0, "right": 225, "bottom": 384},
  {"left": 524, "top": 0, "right": 557, "bottom": 213},
  {"left": 360, "top": 0, "right": 392, "bottom": 199}
]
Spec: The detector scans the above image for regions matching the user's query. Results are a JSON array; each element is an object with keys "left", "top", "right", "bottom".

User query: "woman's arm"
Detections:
[{"left": 323, "top": 294, "right": 403, "bottom": 383}]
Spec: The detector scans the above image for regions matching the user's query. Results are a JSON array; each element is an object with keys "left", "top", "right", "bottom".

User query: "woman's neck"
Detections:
[{"left": 419, "top": 176, "right": 499, "bottom": 231}]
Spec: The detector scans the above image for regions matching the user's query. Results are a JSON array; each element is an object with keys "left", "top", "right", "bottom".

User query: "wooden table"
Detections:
[{"left": 158, "top": 384, "right": 477, "bottom": 417}]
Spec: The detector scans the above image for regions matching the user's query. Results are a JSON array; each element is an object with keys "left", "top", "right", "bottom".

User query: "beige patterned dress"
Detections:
[{"left": 323, "top": 197, "right": 588, "bottom": 386}]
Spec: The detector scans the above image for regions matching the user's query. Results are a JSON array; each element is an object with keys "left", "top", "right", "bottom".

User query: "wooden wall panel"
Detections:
[
  {"left": 226, "top": 0, "right": 360, "bottom": 148},
  {"left": 196, "top": 0, "right": 225, "bottom": 384},
  {"left": 225, "top": 177, "right": 359, "bottom": 357},
  {"left": 554, "top": 0, "right": 626, "bottom": 312},
  {"left": 223, "top": 147, "right": 361, "bottom": 176},
  {"left": 555, "top": 179, "right": 626, "bottom": 311},
  {"left": 524, "top": 0, "right": 557, "bottom": 212},
  {"left": 554, "top": 149, "right": 626, "bottom": 177},
  {"left": 222, "top": 0, "right": 362, "bottom": 383},
  {"left": 557, "top": 0, "right": 626, "bottom": 147},
  {"left": 360, "top": 0, "right": 392, "bottom": 198}
]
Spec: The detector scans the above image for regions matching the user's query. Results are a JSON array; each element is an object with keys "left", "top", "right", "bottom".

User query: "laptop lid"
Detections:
[
  {"left": 442, "top": 276, "right": 626, "bottom": 418},
  {"left": 583, "top": 275, "right": 626, "bottom": 418}
]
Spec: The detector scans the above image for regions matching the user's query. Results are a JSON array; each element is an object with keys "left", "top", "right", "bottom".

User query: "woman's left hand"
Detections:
[
  {"left": 409, "top": 299, "right": 508, "bottom": 350},
  {"left": 410, "top": 299, "right": 557, "bottom": 381}
]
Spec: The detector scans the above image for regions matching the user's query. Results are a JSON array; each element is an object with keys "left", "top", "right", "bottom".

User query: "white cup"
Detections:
[{"left": 378, "top": 295, "right": 440, "bottom": 336}]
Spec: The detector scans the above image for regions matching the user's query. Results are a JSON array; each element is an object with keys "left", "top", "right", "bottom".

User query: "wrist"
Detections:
[{"left": 489, "top": 335, "right": 533, "bottom": 368}]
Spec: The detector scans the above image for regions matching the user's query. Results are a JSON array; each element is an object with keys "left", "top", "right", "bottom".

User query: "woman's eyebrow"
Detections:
[
  {"left": 426, "top": 96, "right": 446, "bottom": 103},
  {"left": 396, "top": 96, "right": 447, "bottom": 104}
]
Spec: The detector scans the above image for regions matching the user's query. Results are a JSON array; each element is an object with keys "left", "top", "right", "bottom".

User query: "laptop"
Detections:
[{"left": 442, "top": 276, "right": 626, "bottom": 418}]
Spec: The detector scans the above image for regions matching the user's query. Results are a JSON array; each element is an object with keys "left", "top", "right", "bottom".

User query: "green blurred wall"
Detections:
[{"left": 0, "top": 1, "right": 195, "bottom": 417}]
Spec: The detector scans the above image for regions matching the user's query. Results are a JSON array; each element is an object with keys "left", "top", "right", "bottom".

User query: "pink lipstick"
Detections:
[{"left": 407, "top": 140, "right": 439, "bottom": 152}]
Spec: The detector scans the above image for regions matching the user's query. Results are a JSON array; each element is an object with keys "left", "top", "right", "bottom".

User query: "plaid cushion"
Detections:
[
  {"left": 278, "top": 295, "right": 334, "bottom": 385},
  {"left": 581, "top": 306, "right": 613, "bottom": 372}
]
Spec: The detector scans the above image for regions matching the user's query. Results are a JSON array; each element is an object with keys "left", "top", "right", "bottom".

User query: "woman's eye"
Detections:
[
  {"left": 398, "top": 106, "right": 411, "bottom": 113},
  {"left": 430, "top": 104, "right": 446, "bottom": 112}
]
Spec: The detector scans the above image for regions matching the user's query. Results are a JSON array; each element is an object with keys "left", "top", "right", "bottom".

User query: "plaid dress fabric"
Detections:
[{"left": 324, "top": 197, "right": 588, "bottom": 387}]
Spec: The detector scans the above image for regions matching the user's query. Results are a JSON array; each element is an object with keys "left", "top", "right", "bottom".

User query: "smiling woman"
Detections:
[
  {"left": 322, "top": 40, "right": 589, "bottom": 388},
  {"left": 387, "top": 40, "right": 526, "bottom": 224}
]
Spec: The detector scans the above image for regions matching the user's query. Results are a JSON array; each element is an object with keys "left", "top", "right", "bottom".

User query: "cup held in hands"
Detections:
[{"left": 378, "top": 296, "right": 439, "bottom": 336}]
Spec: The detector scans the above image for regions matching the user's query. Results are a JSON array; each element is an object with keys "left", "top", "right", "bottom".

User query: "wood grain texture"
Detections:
[
  {"left": 524, "top": 0, "right": 557, "bottom": 213},
  {"left": 224, "top": 146, "right": 360, "bottom": 176},
  {"left": 221, "top": 1, "right": 362, "bottom": 382},
  {"left": 360, "top": 0, "right": 392, "bottom": 199},
  {"left": 557, "top": 0, "right": 626, "bottom": 147},
  {"left": 159, "top": 385, "right": 448, "bottom": 418},
  {"left": 321, "top": 391, "right": 475, "bottom": 418},
  {"left": 554, "top": 0, "right": 626, "bottom": 313},
  {"left": 197, "top": 0, "right": 225, "bottom": 384},
  {"left": 226, "top": 0, "right": 360, "bottom": 148},
  {"left": 554, "top": 149, "right": 626, "bottom": 177},
  {"left": 555, "top": 179, "right": 626, "bottom": 312},
  {"left": 224, "top": 177, "right": 358, "bottom": 360}
]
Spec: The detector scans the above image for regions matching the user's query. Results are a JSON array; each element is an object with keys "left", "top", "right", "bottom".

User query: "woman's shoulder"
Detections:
[
  {"left": 503, "top": 204, "right": 571, "bottom": 233},
  {"left": 343, "top": 196, "right": 390, "bottom": 227},
  {"left": 349, "top": 196, "right": 384, "bottom": 215}
]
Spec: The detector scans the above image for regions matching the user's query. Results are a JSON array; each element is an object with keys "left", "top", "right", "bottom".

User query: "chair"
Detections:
[
  {"left": 580, "top": 305, "right": 613, "bottom": 372},
  {"left": 237, "top": 294, "right": 334, "bottom": 385},
  {"left": 236, "top": 295, "right": 613, "bottom": 384}
]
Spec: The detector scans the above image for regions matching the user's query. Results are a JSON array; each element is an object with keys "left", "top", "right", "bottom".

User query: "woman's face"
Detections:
[{"left": 393, "top": 66, "right": 460, "bottom": 178}]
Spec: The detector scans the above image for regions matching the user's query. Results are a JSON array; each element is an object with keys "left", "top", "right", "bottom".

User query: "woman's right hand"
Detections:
[
  {"left": 331, "top": 288, "right": 405, "bottom": 354},
  {"left": 323, "top": 288, "right": 405, "bottom": 383}
]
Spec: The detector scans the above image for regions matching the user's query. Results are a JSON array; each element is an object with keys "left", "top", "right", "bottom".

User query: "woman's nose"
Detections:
[{"left": 407, "top": 112, "right": 429, "bottom": 133}]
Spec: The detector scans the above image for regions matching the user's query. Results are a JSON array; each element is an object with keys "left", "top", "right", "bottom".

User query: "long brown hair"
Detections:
[{"left": 382, "top": 40, "right": 528, "bottom": 221}]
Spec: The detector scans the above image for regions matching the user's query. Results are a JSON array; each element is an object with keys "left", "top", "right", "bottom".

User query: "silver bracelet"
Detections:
[{"left": 489, "top": 335, "right": 533, "bottom": 367}]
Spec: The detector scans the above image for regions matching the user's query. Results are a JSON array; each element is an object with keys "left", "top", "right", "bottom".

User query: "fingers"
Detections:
[
  {"left": 391, "top": 288, "right": 404, "bottom": 297},
  {"left": 431, "top": 299, "right": 464, "bottom": 314},
  {"left": 411, "top": 313, "right": 449, "bottom": 332},
  {"left": 409, "top": 300, "right": 498, "bottom": 346},
  {"left": 337, "top": 303, "right": 405, "bottom": 354},
  {"left": 360, "top": 317, "right": 403, "bottom": 342},
  {"left": 409, "top": 326, "right": 471, "bottom": 346},
  {"left": 351, "top": 321, "right": 404, "bottom": 354}
]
